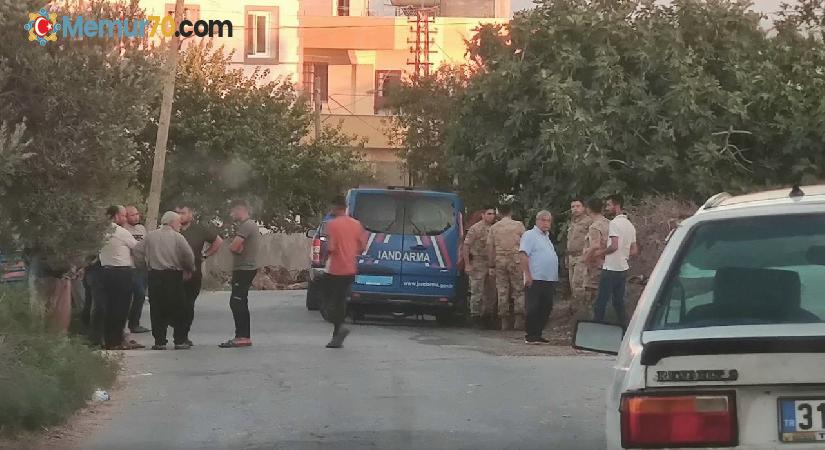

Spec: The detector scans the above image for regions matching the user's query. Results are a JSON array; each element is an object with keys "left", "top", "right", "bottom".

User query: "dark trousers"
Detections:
[
  {"left": 324, "top": 275, "right": 354, "bottom": 333},
  {"left": 128, "top": 268, "right": 147, "bottom": 329},
  {"left": 182, "top": 271, "right": 203, "bottom": 338},
  {"left": 82, "top": 266, "right": 107, "bottom": 346},
  {"left": 593, "top": 269, "right": 628, "bottom": 324},
  {"left": 100, "top": 267, "right": 134, "bottom": 348},
  {"left": 525, "top": 280, "right": 555, "bottom": 339},
  {"left": 230, "top": 270, "right": 257, "bottom": 339},
  {"left": 148, "top": 270, "right": 187, "bottom": 345}
]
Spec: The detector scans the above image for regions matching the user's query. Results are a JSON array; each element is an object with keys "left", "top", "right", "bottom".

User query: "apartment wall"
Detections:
[{"left": 140, "top": 0, "right": 301, "bottom": 82}]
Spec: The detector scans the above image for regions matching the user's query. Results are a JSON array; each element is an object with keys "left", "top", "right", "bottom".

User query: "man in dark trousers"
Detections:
[
  {"left": 220, "top": 200, "right": 260, "bottom": 348},
  {"left": 519, "top": 210, "right": 559, "bottom": 344},
  {"left": 124, "top": 205, "right": 150, "bottom": 334},
  {"left": 142, "top": 211, "right": 196, "bottom": 350},
  {"left": 98, "top": 205, "right": 140, "bottom": 350},
  {"left": 323, "top": 196, "right": 366, "bottom": 348},
  {"left": 175, "top": 202, "right": 223, "bottom": 346}
]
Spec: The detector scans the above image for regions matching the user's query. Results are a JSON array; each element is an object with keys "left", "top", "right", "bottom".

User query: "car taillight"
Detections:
[
  {"left": 621, "top": 392, "right": 737, "bottom": 448},
  {"left": 311, "top": 238, "right": 321, "bottom": 265}
]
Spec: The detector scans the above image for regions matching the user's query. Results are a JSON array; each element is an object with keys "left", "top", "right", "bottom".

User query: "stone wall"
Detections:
[{"left": 202, "top": 232, "right": 311, "bottom": 289}]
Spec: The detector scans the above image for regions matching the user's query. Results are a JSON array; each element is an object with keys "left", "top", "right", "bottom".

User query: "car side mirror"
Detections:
[
  {"left": 573, "top": 320, "right": 624, "bottom": 355},
  {"left": 305, "top": 229, "right": 316, "bottom": 239}
]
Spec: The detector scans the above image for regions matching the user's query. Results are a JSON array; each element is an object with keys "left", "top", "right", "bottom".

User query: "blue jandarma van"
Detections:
[{"left": 305, "top": 187, "right": 466, "bottom": 323}]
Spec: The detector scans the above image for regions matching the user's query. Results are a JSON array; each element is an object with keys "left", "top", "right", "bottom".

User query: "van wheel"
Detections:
[
  {"left": 306, "top": 281, "right": 322, "bottom": 311},
  {"left": 435, "top": 311, "right": 455, "bottom": 326}
]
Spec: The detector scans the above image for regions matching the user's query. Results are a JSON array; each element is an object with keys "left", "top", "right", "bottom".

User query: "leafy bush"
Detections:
[{"left": 0, "top": 285, "right": 119, "bottom": 435}]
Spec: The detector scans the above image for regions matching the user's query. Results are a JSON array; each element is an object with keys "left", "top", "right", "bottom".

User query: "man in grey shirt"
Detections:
[
  {"left": 219, "top": 199, "right": 260, "bottom": 348},
  {"left": 142, "top": 211, "right": 195, "bottom": 350},
  {"left": 125, "top": 205, "right": 150, "bottom": 334}
]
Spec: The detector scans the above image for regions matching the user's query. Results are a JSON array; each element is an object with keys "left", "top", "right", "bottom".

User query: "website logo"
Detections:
[
  {"left": 25, "top": 7, "right": 61, "bottom": 46},
  {"left": 24, "top": 7, "right": 232, "bottom": 47}
]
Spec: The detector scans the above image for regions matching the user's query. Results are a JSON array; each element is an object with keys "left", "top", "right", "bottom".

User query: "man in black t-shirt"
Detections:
[{"left": 174, "top": 203, "right": 224, "bottom": 345}]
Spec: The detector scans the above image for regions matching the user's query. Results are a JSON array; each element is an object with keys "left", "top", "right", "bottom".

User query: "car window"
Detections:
[
  {"left": 404, "top": 196, "right": 455, "bottom": 236},
  {"left": 352, "top": 194, "right": 404, "bottom": 234},
  {"left": 648, "top": 214, "right": 825, "bottom": 330}
]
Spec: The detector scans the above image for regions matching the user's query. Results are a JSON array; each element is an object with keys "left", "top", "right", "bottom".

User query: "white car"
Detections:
[{"left": 574, "top": 185, "right": 825, "bottom": 449}]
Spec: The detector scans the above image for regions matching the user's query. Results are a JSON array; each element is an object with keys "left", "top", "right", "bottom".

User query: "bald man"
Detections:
[{"left": 142, "top": 211, "right": 195, "bottom": 350}]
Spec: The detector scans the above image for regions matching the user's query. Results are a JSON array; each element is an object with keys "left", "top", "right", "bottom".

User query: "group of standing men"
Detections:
[
  {"left": 85, "top": 200, "right": 268, "bottom": 350},
  {"left": 462, "top": 195, "right": 637, "bottom": 343}
]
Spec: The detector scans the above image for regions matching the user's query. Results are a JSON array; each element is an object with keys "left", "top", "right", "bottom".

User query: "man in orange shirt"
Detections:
[{"left": 323, "top": 195, "right": 367, "bottom": 348}]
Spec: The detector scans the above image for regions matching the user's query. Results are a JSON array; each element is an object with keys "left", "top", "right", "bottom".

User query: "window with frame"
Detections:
[
  {"left": 374, "top": 70, "right": 401, "bottom": 114},
  {"left": 246, "top": 11, "right": 270, "bottom": 56},
  {"left": 337, "top": 0, "right": 351, "bottom": 16},
  {"left": 303, "top": 63, "right": 329, "bottom": 104}
]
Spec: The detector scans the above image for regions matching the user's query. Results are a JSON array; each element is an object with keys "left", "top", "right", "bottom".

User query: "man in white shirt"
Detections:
[
  {"left": 99, "top": 205, "right": 139, "bottom": 350},
  {"left": 593, "top": 195, "right": 638, "bottom": 325}
]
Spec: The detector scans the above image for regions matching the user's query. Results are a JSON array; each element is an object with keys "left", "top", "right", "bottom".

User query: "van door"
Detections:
[
  {"left": 398, "top": 193, "right": 462, "bottom": 299},
  {"left": 349, "top": 191, "right": 405, "bottom": 294}
]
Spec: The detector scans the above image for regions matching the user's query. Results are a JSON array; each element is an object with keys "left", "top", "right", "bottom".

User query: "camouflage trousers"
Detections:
[
  {"left": 495, "top": 257, "right": 524, "bottom": 318},
  {"left": 468, "top": 267, "right": 489, "bottom": 317},
  {"left": 570, "top": 260, "right": 598, "bottom": 319},
  {"left": 568, "top": 254, "right": 586, "bottom": 301}
]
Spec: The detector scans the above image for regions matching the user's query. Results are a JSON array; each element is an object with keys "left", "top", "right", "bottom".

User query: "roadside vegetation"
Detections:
[{"left": 0, "top": 285, "right": 119, "bottom": 436}]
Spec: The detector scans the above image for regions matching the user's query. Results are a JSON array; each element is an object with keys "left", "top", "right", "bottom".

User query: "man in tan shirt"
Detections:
[
  {"left": 487, "top": 204, "right": 526, "bottom": 331},
  {"left": 579, "top": 198, "right": 610, "bottom": 320},
  {"left": 565, "top": 199, "right": 592, "bottom": 311},
  {"left": 463, "top": 207, "right": 496, "bottom": 326}
]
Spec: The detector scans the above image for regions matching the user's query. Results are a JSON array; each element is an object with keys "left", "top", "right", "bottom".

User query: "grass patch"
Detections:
[{"left": 0, "top": 283, "right": 119, "bottom": 436}]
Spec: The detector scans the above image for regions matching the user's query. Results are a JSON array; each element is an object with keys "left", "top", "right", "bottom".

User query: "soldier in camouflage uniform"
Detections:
[
  {"left": 579, "top": 197, "right": 610, "bottom": 320},
  {"left": 565, "top": 199, "right": 592, "bottom": 314},
  {"left": 463, "top": 208, "right": 496, "bottom": 327},
  {"left": 487, "top": 204, "right": 526, "bottom": 331}
]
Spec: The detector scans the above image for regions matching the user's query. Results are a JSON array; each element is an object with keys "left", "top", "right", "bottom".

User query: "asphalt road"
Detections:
[{"left": 78, "top": 290, "right": 613, "bottom": 450}]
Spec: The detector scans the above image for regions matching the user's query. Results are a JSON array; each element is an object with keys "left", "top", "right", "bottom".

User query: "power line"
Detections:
[{"left": 326, "top": 96, "right": 387, "bottom": 135}]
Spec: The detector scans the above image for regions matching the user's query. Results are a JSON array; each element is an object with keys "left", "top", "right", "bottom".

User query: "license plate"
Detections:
[
  {"left": 355, "top": 275, "right": 393, "bottom": 286},
  {"left": 779, "top": 398, "right": 825, "bottom": 443}
]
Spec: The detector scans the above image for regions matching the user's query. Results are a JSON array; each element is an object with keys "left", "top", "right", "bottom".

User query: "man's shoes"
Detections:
[
  {"left": 326, "top": 328, "right": 351, "bottom": 348},
  {"left": 185, "top": 339, "right": 194, "bottom": 346},
  {"left": 174, "top": 343, "right": 192, "bottom": 350},
  {"left": 130, "top": 326, "right": 151, "bottom": 334},
  {"left": 524, "top": 336, "right": 548, "bottom": 345},
  {"left": 219, "top": 337, "right": 252, "bottom": 348},
  {"left": 151, "top": 344, "right": 167, "bottom": 350},
  {"left": 536, "top": 336, "right": 551, "bottom": 344}
]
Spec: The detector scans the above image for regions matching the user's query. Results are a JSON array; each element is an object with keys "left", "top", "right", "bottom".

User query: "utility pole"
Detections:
[
  {"left": 314, "top": 75, "right": 322, "bottom": 141},
  {"left": 145, "top": 0, "right": 185, "bottom": 230}
]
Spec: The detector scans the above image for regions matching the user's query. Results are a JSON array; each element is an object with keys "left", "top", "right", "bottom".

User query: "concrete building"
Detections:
[
  {"left": 298, "top": 0, "right": 509, "bottom": 185},
  {"left": 139, "top": 0, "right": 301, "bottom": 82}
]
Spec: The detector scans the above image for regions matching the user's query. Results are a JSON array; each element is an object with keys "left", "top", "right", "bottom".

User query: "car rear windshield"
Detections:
[
  {"left": 352, "top": 193, "right": 455, "bottom": 236},
  {"left": 646, "top": 213, "right": 825, "bottom": 330}
]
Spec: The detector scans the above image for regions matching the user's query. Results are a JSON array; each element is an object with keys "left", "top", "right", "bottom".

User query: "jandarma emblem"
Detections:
[{"left": 656, "top": 369, "right": 739, "bottom": 382}]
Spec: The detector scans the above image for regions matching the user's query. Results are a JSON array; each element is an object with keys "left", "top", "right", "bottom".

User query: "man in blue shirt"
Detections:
[{"left": 519, "top": 210, "right": 559, "bottom": 344}]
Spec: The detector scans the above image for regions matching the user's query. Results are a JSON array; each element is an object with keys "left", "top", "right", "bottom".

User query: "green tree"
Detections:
[
  {"left": 136, "top": 41, "right": 372, "bottom": 231},
  {"left": 385, "top": 66, "right": 472, "bottom": 190},
  {"left": 0, "top": 0, "right": 159, "bottom": 271},
  {"left": 391, "top": 0, "right": 825, "bottom": 217}
]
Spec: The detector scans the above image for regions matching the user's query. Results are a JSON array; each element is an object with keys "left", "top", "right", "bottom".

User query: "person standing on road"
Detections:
[
  {"left": 124, "top": 205, "right": 150, "bottom": 334},
  {"left": 323, "top": 196, "right": 367, "bottom": 348},
  {"left": 565, "top": 199, "right": 592, "bottom": 315},
  {"left": 519, "top": 211, "right": 559, "bottom": 344},
  {"left": 142, "top": 211, "right": 196, "bottom": 350},
  {"left": 487, "top": 204, "right": 526, "bottom": 331},
  {"left": 219, "top": 200, "right": 261, "bottom": 348},
  {"left": 98, "top": 205, "right": 140, "bottom": 350},
  {"left": 175, "top": 202, "right": 223, "bottom": 346},
  {"left": 580, "top": 198, "right": 610, "bottom": 320},
  {"left": 593, "top": 195, "right": 638, "bottom": 325},
  {"left": 462, "top": 207, "right": 496, "bottom": 327}
]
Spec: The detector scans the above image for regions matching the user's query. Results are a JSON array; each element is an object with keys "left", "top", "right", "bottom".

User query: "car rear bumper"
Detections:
[{"left": 349, "top": 291, "right": 456, "bottom": 314}]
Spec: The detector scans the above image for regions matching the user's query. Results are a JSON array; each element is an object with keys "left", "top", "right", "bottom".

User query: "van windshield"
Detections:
[
  {"left": 646, "top": 214, "right": 825, "bottom": 330},
  {"left": 352, "top": 194, "right": 455, "bottom": 236}
]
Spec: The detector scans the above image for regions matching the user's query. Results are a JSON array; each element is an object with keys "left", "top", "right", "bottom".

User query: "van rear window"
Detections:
[
  {"left": 352, "top": 194, "right": 455, "bottom": 236},
  {"left": 647, "top": 214, "right": 825, "bottom": 330}
]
